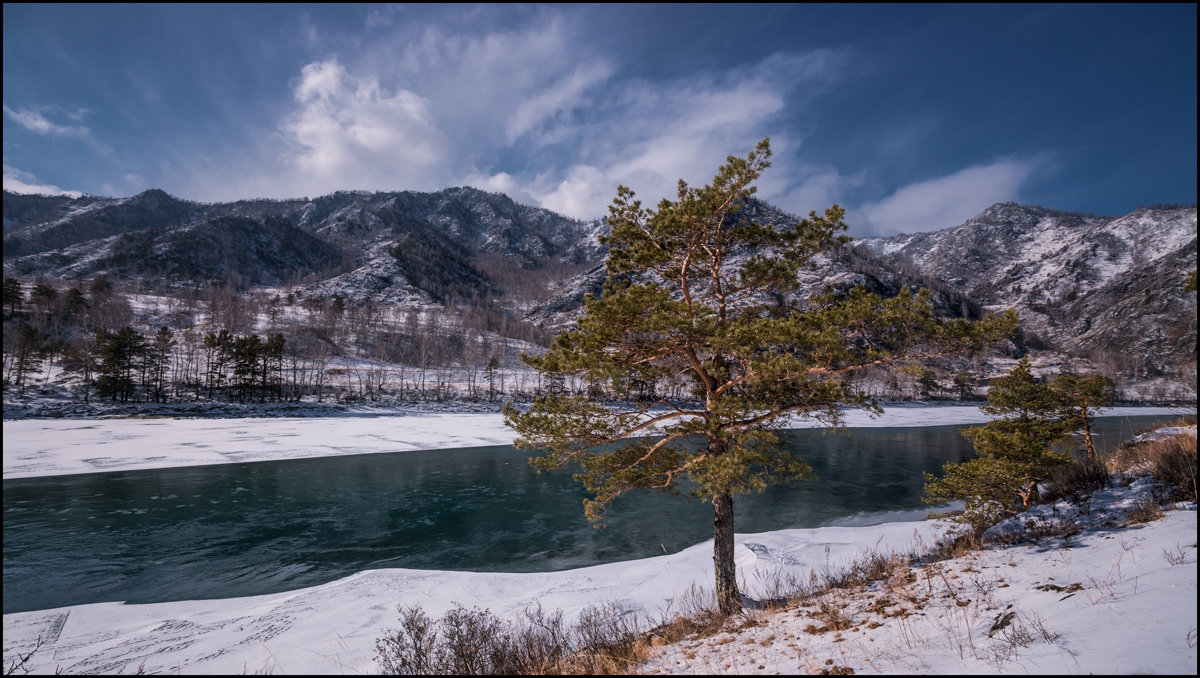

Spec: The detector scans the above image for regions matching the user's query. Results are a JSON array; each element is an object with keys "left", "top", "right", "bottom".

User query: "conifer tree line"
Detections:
[
  {"left": 1, "top": 274, "right": 558, "bottom": 404},
  {"left": 3, "top": 269, "right": 1023, "bottom": 406}
]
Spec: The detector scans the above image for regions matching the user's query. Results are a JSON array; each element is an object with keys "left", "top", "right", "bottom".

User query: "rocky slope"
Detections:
[
  {"left": 858, "top": 203, "right": 1197, "bottom": 383},
  {"left": 3, "top": 190, "right": 1195, "bottom": 396}
]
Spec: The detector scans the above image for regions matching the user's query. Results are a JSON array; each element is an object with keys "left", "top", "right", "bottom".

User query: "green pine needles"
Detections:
[
  {"left": 923, "top": 356, "right": 1116, "bottom": 531},
  {"left": 504, "top": 138, "right": 1018, "bottom": 614}
]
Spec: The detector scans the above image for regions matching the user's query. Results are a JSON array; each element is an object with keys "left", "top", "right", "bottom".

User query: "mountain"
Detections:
[
  {"left": 857, "top": 202, "right": 1197, "bottom": 385},
  {"left": 2, "top": 189, "right": 1195, "bottom": 399},
  {"left": 3, "top": 186, "right": 604, "bottom": 309}
]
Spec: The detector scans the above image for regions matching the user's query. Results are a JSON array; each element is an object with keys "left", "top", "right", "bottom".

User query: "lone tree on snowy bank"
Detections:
[
  {"left": 923, "top": 357, "right": 1117, "bottom": 531},
  {"left": 503, "top": 139, "right": 1018, "bottom": 615}
]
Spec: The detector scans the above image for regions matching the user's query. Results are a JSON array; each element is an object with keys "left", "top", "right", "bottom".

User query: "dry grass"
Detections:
[{"left": 1106, "top": 421, "right": 1198, "bottom": 504}]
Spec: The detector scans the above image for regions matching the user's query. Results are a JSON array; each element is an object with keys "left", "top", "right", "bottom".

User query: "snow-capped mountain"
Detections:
[
  {"left": 2, "top": 189, "right": 1195, "bottom": 395},
  {"left": 3, "top": 187, "right": 605, "bottom": 310},
  {"left": 858, "top": 203, "right": 1197, "bottom": 381}
]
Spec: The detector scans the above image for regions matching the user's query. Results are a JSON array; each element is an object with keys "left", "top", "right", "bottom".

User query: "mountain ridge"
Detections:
[{"left": 3, "top": 188, "right": 1195, "bottom": 399}]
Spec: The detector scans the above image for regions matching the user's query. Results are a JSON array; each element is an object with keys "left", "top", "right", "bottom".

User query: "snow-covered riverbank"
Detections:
[
  {"left": 3, "top": 405, "right": 1188, "bottom": 479},
  {"left": 3, "top": 407, "right": 1195, "bottom": 675}
]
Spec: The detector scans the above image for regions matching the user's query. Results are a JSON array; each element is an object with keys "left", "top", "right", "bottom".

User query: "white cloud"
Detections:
[
  {"left": 769, "top": 167, "right": 866, "bottom": 218},
  {"left": 99, "top": 173, "right": 149, "bottom": 199},
  {"left": 3, "top": 105, "right": 90, "bottom": 138},
  {"left": 536, "top": 165, "right": 612, "bottom": 220},
  {"left": 2, "top": 164, "right": 83, "bottom": 197},
  {"left": 513, "top": 52, "right": 840, "bottom": 219},
  {"left": 387, "top": 16, "right": 591, "bottom": 146},
  {"left": 459, "top": 170, "right": 547, "bottom": 207},
  {"left": 549, "top": 52, "right": 842, "bottom": 218},
  {"left": 854, "top": 158, "right": 1041, "bottom": 236},
  {"left": 280, "top": 58, "right": 449, "bottom": 193},
  {"left": 202, "top": 17, "right": 842, "bottom": 213},
  {"left": 505, "top": 62, "right": 612, "bottom": 144},
  {"left": 333, "top": 16, "right": 840, "bottom": 219}
]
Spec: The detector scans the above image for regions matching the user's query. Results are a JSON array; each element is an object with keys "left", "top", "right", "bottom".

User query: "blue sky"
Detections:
[{"left": 3, "top": 4, "right": 1195, "bottom": 237}]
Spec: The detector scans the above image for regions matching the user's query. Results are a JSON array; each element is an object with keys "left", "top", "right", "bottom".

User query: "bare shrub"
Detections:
[
  {"left": 439, "top": 605, "right": 508, "bottom": 674},
  {"left": 374, "top": 606, "right": 442, "bottom": 675},
  {"left": 749, "top": 565, "right": 810, "bottom": 607},
  {"left": 820, "top": 549, "right": 916, "bottom": 592},
  {"left": 983, "top": 608, "right": 1066, "bottom": 667},
  {"left": 565, "top": 603, "right": 647, "bottom": 674},
  {"left": 503, "top": 603, "right": 571, "bottom": 673},
  {"left": 925, "top": 528, "right": 985, "bottom": 562},
  {"left": 1043, "top": 457, "right": 1111, "bottom": 510},
  {"left": 1022, "top": 515, "right": 1080, "bottom": 542},
  {"left": 1145, "top": 433, "right": 1199, "bottom": 504},
  {"left": 1162, "top": 543, "right": 1192, "bottom": 566},
  {"left": 1128, "top": 496, "right": 1165, "bottom": 524},
  {"left": 1107, "top": 428, "right": 1198, "bottom": 504},
  {"left": 375, "top": 601, "right": 649, "bottom": 675}
]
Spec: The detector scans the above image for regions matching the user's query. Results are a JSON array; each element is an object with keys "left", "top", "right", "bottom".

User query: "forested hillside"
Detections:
[{"left": 2, "top": 188, "right": 1195, "bottom": 415}]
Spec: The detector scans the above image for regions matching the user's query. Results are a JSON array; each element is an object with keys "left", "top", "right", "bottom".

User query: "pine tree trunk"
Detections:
[
  {"left": 712, "top": 491, "right": 741, "bottom": 615},
  {"left": 1081, "top": 412, "right": 1096, "bottom": 462}
]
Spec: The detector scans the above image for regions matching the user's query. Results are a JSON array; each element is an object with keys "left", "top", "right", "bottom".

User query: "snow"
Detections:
[
  {"left": 858, "top": 206, "right": 1197, "bottom": 306},
  {"left": 4, "top": 405, "right": 1185, "bottom": 480},
  {"left": 2, "top": 407, "right": 1196, "bottom": 675},
  {"left": 2, "top": 411, "right": 519, "bottom": 479}
]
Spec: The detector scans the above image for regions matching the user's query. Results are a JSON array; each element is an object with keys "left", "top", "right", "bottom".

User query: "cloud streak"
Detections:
[
  {"left": 491, "top": 50, "right": 841, "bottom": 219},
  {"left": 504, "top": 62, "right": 613, "bottom": 144},
  {"left": 3, "top": 105, "right": 90, "bottom": 138},
  {"left": 3, "top": 163, "right": 83, "bottom": 197},
  {"left": 853, "top": 158, "right": 1043, "bottom": 235},
  {"left": 240, "top": 15, "right": 846, "bottom": 219}
]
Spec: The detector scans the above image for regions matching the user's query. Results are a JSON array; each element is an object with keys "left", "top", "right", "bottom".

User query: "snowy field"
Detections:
[
  {"left": 2, "top": 406, "right": 1196, "bottom": 675},
  {"left": 2, "top": 404, "right": 1187, "bottom": 480}
]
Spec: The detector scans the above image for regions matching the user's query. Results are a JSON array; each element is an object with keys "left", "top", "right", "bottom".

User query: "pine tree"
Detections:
[
  {"left": 62, "top": 287, "right": 90, "bottom": 327},
  {"left": 61, "top": 334, "right": 98, "bottom": 402},
  {"left": 203, "top": 330, "right": 234, "bottom": 399},
  {"left": 505, "top": 139, "right": 1018, "bottom": 614},
  {"left": 8, "top": 324, "right": 44, "bottom": 389},
  {"left": 484, "top": 357, "right": 500, "bottom": 402},
  {"left": 262, "top": 333, "right": 287, "bottom": 402},
  {"left": 145, "top": 326, "right": 175, "bottom": 402},
  {"left": 2, "top": 276, "right": 24, "bottom": 316},
  {"left": 232, "top": 334, "right": 263, "bottom": 402},
  {"left": 953, "top": 369, "right": 975, "bottom": 400},
  {"left": 916, "top": 366, "right": 940, "bottom": 399},
  {"left": 94, "top": 326, "right": 146, "bottom": 402},
  {"left": 1051, "top": 372, "right": 1115, "bottom": 462},
  {"left": 923, "top": 356, "right": 1074, "bottom": 530}
]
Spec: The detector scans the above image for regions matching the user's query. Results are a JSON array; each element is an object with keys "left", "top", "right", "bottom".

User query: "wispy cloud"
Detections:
[
  {"left": 224, "top": 13, "right": 845, "bottom": 218},
  {"left": 853, "top": 158, "right": 1044, "bottom": 236},
  {"left": 768, "top": 167, "right": 867, "bottom": 219},
  {"left": 2, "top": 163, "right": 83, "bottom": 197},
  {"left": 516, "top": 51, "right": 843, "bottom": 219},
  {"left": 3, "top": 105, "right": 90, "bottom": 138},
  {"left": 505, "top": 62, "right": 612, "bottom": 144}
]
